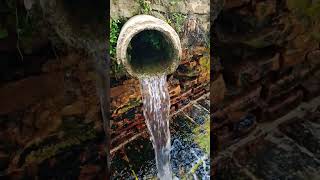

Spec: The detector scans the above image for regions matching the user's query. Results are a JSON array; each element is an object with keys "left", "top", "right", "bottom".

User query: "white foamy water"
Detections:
[{"left": 139, "top": 74, "right": 173, "bottom": 180}]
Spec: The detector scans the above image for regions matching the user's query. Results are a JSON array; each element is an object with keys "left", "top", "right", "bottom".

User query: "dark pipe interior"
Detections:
[{"left": 127, "top": 30, "right": 175, "bottom": 75}]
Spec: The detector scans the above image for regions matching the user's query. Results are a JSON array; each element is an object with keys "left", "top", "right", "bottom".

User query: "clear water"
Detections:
[{"left": 139, "top": 74, "right": 173, "bottom": 180}]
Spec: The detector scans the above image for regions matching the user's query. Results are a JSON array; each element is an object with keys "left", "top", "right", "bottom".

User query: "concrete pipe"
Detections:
[
  {"left": 40, "top": 0, "right": 106, "bottom": 52},
  {"left": 116, "top": 15, "right": 182, "bottom": 78}
]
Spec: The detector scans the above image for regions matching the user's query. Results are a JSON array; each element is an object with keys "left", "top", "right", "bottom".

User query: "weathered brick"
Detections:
[
  {"left": 266, "top": 73, "right": 300, "bottom": 101},
  {"left": 224, "top": 54, "right": 279, "bottom": 88},
  {"left": 169, "top": 84, "right": 181, "bottom": 98},
  {"left": 224, "top": 86, "right": 262, "bottom": 113},
  {"left": 264, "top": 90, "right": 303, "bottom": 121}
]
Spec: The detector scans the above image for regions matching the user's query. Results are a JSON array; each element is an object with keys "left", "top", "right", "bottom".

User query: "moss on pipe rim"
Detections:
[{"left": 116, "top": 15, "right": 182, "bottom": 78}]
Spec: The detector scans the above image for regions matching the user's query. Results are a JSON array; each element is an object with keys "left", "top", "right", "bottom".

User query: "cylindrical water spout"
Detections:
[{"left": 116, "top": 15, "right": 182, "bottom": 77}]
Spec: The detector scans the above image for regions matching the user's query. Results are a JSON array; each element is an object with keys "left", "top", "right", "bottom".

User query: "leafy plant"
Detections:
[
  {"left": 170, "top": 12, "right": 186, "bottom": 33},
  {"left": 110, "top": 18, "right": 120, "bottom": 58},
  {"left": 110, "top": 18, "right": 127, "bottom": 79},
  {"left": 169, "top": 0, "right": 182, "bottom": 6},
  {"left": 138, "top": 0, "right": 151, "bottom": 14}
]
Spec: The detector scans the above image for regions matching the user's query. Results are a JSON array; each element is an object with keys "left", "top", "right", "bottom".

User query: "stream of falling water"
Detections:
[{"left": 139, "top": 74, "right": 173, "bottom": 180}]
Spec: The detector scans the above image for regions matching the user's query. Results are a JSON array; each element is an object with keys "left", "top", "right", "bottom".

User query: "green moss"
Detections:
[
  {"left": 168, "top": 12, "right": 186, "bottom": 33},
  {"left": 110, "top": 18, "right": 127, "bottom": 79},
  {"left": 169, "top": 0, "right": 182, "bottom": 6},
  {"left": 193, "top": 118, "right": 210, "bottom": 153},
  {"left": 115, "top": 99, "right": 142, "bottom": 115},
  {"left": 138, "top": 0, "right": 151, "bottom": 14},
  {"left": 190, "top": 158, "right": 204, "bottom": 174},
  {"left": 199, "top": 56, "right": 210, "bottom": 72},
  {"left": 131, "top": 170, "right": 139, "bottom": 180},
  {"left": 110, "top": 18, "right": 120, "bottom": 58}
]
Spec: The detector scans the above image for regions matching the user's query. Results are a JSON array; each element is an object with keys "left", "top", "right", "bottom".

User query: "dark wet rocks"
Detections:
[
  {"left": 235, "top": 134, "right": 320, "bottom": 180},
  {"left": 212, "top": 157, "right": 252, "bottom": 180},
  {"left": 279, "top": 117, "right": 320, "bottom": 159},
  {"left": 214, "top": 97, "right": 320, "bottom": 180}
]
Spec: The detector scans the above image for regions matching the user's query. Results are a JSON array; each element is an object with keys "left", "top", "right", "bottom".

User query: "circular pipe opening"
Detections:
[
  {"left": 117, "top": 15, "right": 182, "bottom": 78},
  {"left": 127, "top": 30, "right": 176, "bottom": 75}
]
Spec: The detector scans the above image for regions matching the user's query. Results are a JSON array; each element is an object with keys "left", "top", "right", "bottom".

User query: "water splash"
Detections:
[{"left": 139, "top": 74, "right": 172, "bottom": 180}]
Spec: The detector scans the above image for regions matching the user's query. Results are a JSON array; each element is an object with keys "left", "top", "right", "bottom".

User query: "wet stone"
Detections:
[
  {"left": 124, "top": 137, "right": 157, "bottom": 179},
  {"left": 183, "top": 104, "right": 210, "bottom": 125},
  {"left": 235, "top": 134, "right": 320, "bottom": 180},
  {"left": 170, "top": 113, "right": 210, "bottom": 179},
  {"left": 279, "top": 117, "right": 320, "bottom": 159},
  {"left": 170, "top": 113, "right": 197, "bottom": 143},
  {"left": 197, "top": 98, "right": 210, "bottom": 111},
  {"left": 213, "top": 157, "right": 252, "bottom": 180},
  {"left": 111, "top": 151, "right": 140, "bottom": 180}
]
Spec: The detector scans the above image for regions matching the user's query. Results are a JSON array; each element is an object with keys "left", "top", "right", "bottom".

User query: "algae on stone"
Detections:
[{"left": 193, "top": 117, "right": 210, "bottom": 153}]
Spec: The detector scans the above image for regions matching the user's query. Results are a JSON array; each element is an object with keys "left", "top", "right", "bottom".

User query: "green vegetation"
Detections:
[
  {"left": 169, "top": 0, "right": 182, "bottom": 6},
  {"left": 189, "top": 157, "right": 205, "bottom": 174},
  {"left": 193, "top": 118, "right": 210, "bottom": 153},
  {"left": 168, "top": 12, "right": 186, "bottom": 33},
  {"left": 138, "top": 0, "right": 151, "bottom": 14},
  {"left": 110, "top": 18, "right": 127, "bottom": 79},
  {"left": 115, "top": 99, "right": 142, "bottom": 115},
  {"left": 110, "top": 18, "right": 120, "bottom": 57},
  {"left": 199, "top": 55, "right": 210, "bottom": 72}
]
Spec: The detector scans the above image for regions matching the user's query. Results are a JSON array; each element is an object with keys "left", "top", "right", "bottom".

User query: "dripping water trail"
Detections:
[{"left": 139, "top": 74, "right": 173, "bottom": 180}]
